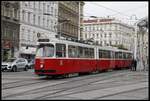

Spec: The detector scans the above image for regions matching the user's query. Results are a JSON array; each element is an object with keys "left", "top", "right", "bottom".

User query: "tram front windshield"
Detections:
[{"left": 36, "top": 44, "right": 54, "bottom": 57}]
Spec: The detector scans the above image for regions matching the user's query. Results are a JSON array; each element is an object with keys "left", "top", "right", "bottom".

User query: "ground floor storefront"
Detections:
[{"left": 20, "top": 53, "right": 35, "bottom": 60}]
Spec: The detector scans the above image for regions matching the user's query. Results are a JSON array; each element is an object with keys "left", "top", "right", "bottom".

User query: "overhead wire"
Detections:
[
  {"left": 88, "top": 2, "right": 147, "bottom": 20},
  {"left": 109, "top": 4, "right": 148, "bottom": 19},
  {"left": 90, "top": 2, "right": 130, "bottom": 18},
  {"left": 84, "top": 2, "right": 147, "bottom": 23}
]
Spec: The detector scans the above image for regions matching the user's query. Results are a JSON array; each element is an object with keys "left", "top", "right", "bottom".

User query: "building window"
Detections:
[
  {"left": 21, "top": 28, "right": 25, "bottom": 41},
  {"left": 55, "top": 8, "right": 57, "bottom": 17},
  {"left": 14, "top": 9, "right": 18, "bottom": 19},
  {"left": 85, "top": 34, "right": 87, "bottom": 39},
  {"left": 116, "top": 41, "right": 117, "bottom": 45},
  {"left": 47, "top": 5, "right": 50, "bottom": 12},
  {"left": 92, "top": 25, "right": 95, "bottom": 31},
  {"left": 104, "top": 33, "right": 106, "bottom": 38},
  {"left": 115, "top": 24, "right": 117, "bottom": 30},
  {"left": 43, "top": 3, "right": 46, "bottom": 12},
  {"left": 109, "top": 24, "right": 111, "bottom": 30},
  {"left": 33, "top": 31, "right": 36, "bottom": 44},
  {"left": 109, "top": 32, "right": 112, "bottom": 38},
  {"left": 97, "top": 25, "right": 99, "bottom": 31},
  {"left": 5, "top": 28, "right": 11, "bottom": 38},
  {"left": 28, "top": 2, "right": 31, "bottom": 8},
  {"left": 43, "top": 18, "right": 45, "bottom": 27},
  {"left": 33, "top": 2, "right": 36, "bottom": 9},
  {"left": 89, "top": 26, "right": 91, "bottom": 31},
  {"left": 39, "top": 2, "right": 41, "bottom": 10},
  {"left": 5, "top": 8, "right": 9, "bottom": 17},
  {"left": 28, "top": 12, "right": 31, "bottom": 23},
  {"left": 47, "top": 19, "right": 49, "bottom": 27},
  {"left": 104, "top": 25, "right": 106, "bottom": 30},
  {"left": 100, "top": 41, "right": 102, "bottom": 45},
  {"left": 22, "top": 10, "right": 25, "bottom": 21},
  {"left": 51, "top": 7, "right": 53, "bottom": 16},
  {"left": 33, "top": 14, "right": 36, "bottom": 25},
  {"left": 28, "top": 30, "right": 30, "bottom": 41},
  {"left": 105, "top": 41, "right": 107, "bottom": 45},
  {"left": 38, "top": 16, "right": 40, "bottom": 26},
  {"left": 10, "top": 9, "right": 13, "bottom": 17},
  {"left": 110, "top": 41, "right": 112, "bottom": 45}
]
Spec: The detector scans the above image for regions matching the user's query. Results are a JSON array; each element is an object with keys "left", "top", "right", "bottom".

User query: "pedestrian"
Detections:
[
  {"left": 133, "top": 59, "right": 137, "bottom": 71},
  {"left": 132, "top": 59, "right": 137, "bottom": 71}
]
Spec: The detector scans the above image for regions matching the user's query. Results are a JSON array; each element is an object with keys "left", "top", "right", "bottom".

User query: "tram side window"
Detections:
[
  {"left": 107, "top": 51, "right": 111, "bottom": 58},
  {"left": 84, "top": 48, "right": 89, "bottom": 58},
  {"left": 115, "top": 52, "right": 119, "bottom": 59},
  {"left": 99, "top": 50, "right": 111, "bottom": 58},
  {"left": 99, "top": 50, "right": 104, "bottom": 58},
  {"left": 111, "top": 51, "right": 115, "bottom": 58},
  {"left": 84, "top": 48, "right": 94, "bottom": 58},
  {"left": 89, "top": 48, "right": 94, "bottom": 58},
  {"left": 130, "top": 54, "right": 133, "bottom": 59},
  {"left": 56, "top": 43, "right": 66, "bottom": 57},
  {"left": 127, "top": 53, "right": 132, "bottom": 59},
  {"left": 68, "top": 45, "right": 78, "bottom": 58},
  {"left": 118, "top": 52, "right": 122, "bottom": 59},
  {"left": 123, "top": 53, "right": 126, "bottom": 59},
  {"left": 78, "top": 47, "right": 94, "bottom": 58},
  {"left": 99, "top": 50, "right": 102, "bottom": 58},
  {"left": 78, "top": 46, "right": 84, "bottom": 58}
]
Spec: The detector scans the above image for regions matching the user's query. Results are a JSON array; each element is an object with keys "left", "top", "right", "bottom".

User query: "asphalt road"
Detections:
[{"left": 2, "top": 68, "right": 148, "bottom": 100}]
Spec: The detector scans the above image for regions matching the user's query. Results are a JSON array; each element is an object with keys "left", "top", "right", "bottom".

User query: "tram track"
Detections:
[
  {"left": 2, "top": 69, "right": 126, "bottom": 90},
  {"left": 2, "top": 79, "right": 49, "bottom": 90},
  {"left": 34, "top": 77, "right": 148, "bottom": 99},
  {"left": 2, "top": 70, "right": 129, "bottom": 98},
  {"left": 94, "top": 87, "right": 148, "bottom": 99},
  {"left": 42, "top": 85, "right": 148, "bottom": 100},
  {"left": 3, "top": 69, "right": 146, "bottom": 99}
]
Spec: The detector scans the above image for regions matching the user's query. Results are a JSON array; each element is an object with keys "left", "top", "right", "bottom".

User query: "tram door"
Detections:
[{"left": 110, "top": 51, "right": 115, "bottom": 69}]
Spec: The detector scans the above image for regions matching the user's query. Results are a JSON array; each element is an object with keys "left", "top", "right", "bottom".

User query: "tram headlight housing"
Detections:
[{"left": 40, "top": 64, "right": 44, "bottom": 68}]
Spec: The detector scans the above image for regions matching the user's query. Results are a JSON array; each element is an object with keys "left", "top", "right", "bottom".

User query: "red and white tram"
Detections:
[{"left": 34, "top": 38, "right": 133, "bottom": 77}]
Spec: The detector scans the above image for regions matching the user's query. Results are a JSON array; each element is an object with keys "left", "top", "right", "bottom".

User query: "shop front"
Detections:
[
  {"left": 2, "top": 40, "right": 13, "bottom": 61},
  {"left": 19, "top": 46, "right": 36, "bottom": 60}
]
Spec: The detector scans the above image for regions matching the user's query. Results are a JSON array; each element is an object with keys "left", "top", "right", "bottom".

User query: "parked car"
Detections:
[
  {"left": 1, "top": 58, "right": 29, "bottom": 72},
  {"left": 28, "top": 59, "right": 35, "bottom": 69}
]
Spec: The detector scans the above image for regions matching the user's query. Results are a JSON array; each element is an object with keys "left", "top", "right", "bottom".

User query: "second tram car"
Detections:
[{"left": 34, "top": 38, "right": 133, "bottom": 77}]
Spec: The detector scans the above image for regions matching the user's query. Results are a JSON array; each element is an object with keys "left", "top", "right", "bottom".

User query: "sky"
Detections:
[{"left": 84, "top": 1, "right": 148, "bottom": 25}]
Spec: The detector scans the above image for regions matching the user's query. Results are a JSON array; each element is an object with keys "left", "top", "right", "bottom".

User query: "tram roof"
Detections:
[{"left": 38, "top": 38, "right": 132, "bottom": 53}]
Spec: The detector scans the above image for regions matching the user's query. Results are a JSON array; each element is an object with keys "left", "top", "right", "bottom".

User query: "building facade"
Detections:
[
  {"left": 58, "top": 1, "right": 84, "bottom": 41},
  {"left": 1, "top": 1, "right": 20, "bottom": 61},
  {"left": 82, "top": 18, "right": 135, "bottom": 50},
  {"left": 18, "top": 1, "right": 84, "bottom": 59},
  {"left": 135, "top": 17, "right": 148, "bottom": 71},
  {"left": 1, "top": 1, "right": 84, "bottom": 60},
  {"left": 79, "top": 2, "right": 84, "bottom": 40},
  {"left": 19, "top": 1, "right": 58, "bottom": 59}
]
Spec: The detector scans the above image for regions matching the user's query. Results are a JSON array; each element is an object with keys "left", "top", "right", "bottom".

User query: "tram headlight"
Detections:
[{"left": 40, "top": 64, "right": 44, "bottom": 68}]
